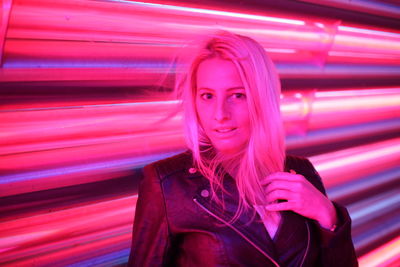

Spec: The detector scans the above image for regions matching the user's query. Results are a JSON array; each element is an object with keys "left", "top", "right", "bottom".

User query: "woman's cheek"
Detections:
[{"left": 197, "top": 104, "right": 210, "bottom": 129}]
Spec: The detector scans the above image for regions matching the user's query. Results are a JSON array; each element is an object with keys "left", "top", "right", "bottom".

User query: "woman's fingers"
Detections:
[
  {"left": 265, "top": 189, "right": 295, "bottom": 203},
  {"left": 260, "top": 170, "right": 338, "bottom": 225},
  {"left": 265, "top": 201, "right": 293, "bottom": 211},
  {"left": 260, "top": 172, "right": 288, "bottom": 185},
  {"left": 260, "top": 170, "right": 303, "bottom": 185},
  {"left": 264, "top": 180, "right": 302, "bottom": 193}
]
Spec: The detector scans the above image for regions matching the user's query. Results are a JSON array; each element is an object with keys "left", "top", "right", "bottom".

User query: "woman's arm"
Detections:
[
  {"left": 262, "top": 157, "right": 358, "bottom": 266},
  {"left": 128, "top": 164, "right": 173, "bottom": 266},
  {"left": 302, "top": 158, "right": 358, "bottom": 267}
]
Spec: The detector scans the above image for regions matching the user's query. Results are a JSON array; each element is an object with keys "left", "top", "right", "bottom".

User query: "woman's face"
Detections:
[{"left": 195, "top": 57, "right": 251, "bottom": 155}]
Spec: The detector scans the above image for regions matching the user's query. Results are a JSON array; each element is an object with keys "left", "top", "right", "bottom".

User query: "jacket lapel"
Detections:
[{"left": 192, "top": 175, "right": 280, "bottom": 266}]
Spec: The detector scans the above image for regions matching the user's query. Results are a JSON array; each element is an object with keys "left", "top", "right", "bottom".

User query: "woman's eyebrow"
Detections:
[
  {"left": 197, "top": 86, "right": 245, "bottom": 91},
  {"left": 227, "top": 87, "right": 245, "bottom": 91}
]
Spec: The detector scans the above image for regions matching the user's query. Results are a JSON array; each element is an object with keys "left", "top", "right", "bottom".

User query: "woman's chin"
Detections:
[{"left": 214, "top": 145, "right": 245, "bottom": 157}]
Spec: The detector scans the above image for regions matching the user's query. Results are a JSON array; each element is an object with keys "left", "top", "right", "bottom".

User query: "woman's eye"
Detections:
[
  {"left": 200, "top": 93, "right": 213, "bottom": 100},
  {"left": 233, "top": 93, "right": 246, "bottom": 99}
]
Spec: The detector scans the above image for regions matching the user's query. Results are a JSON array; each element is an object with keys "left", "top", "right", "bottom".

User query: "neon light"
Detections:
[
  {"left": 339, "top": 26, "right": 400, "bottom": 39},
  {"left": 328, "top": 51, "right": 400, "bottom": 59},
  {"left": 358, "top": 236, "right": 400, "bottom": 267},
  {"left": 335, "top": 35, "right": 400, "bottom": 51},
  {"left": 315, "top": 88, "right": 400, "bottom": 97},
  {"left": 294, "top": 93, "right": 302, "bottom": 98},
  {"left": 0, "top": 100, "right": 180, "bottom": 113},
  {"left": 315, "top": 141, "right": 400, "bottom": 172},
  {"left": 111, "top": 0, "right": 305, "bottom": 25},
  {"left": 313, "top": 95, "right": 400, "bottom": 111},
  {"left": 350, "top": 193, "right": 400, "bottom": 221},
  {"left": 266, "top": 48, "right": 297, "bottom": 54}
]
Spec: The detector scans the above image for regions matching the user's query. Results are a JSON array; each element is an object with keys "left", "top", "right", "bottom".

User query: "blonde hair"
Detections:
[{"left": 175, "top": 30, "right": 285, "bottom": 223}]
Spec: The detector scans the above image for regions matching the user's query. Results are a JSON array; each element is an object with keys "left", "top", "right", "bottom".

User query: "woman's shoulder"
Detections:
[
  {"left": 284, "top": 153, "right": 308, "bottom": 163},
  {"left": 144, "top": 150, "right": 199, "bottom": 181},
  {"left": 284, "top": 154, "right": 314, "bottom": 172},
  {"left": 284, "top": 154, "right": 326, "bottom": 194}
]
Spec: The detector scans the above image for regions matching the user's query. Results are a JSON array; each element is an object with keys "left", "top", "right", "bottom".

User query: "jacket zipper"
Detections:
[{"left": 193, "top": 197, "right": 280, "bottom": 267}]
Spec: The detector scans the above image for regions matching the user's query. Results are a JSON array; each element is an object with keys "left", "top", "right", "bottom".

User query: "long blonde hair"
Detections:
[{"left": 175, "top": 30, "right": 285, "bottom": 223}]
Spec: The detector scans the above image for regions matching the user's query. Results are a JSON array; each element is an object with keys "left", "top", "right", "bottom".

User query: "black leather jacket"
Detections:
[{"left": 128, "top": 150, "right": 358, "bottom": 266}]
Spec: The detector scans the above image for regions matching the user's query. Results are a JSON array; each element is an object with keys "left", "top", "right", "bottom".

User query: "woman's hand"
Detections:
[{"left": 261, "top": 170, "right": 338, "bottom": 230}]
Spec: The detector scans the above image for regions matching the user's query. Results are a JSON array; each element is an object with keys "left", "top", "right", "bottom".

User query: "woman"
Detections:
[{"left": 128, "top": 31, "right": 358, "bottom": 266}]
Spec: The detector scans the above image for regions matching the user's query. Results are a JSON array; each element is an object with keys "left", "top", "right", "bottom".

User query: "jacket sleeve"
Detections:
[
  {"left": 128, "top": 163, "right": 172, "bottom": 267},
  {"left": 302, "top": 158, "right": 359, "bottom": 267}
]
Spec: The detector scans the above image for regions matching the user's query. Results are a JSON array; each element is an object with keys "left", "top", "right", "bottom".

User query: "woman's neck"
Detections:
[{"left": 220, "top": 156, "right": 241, "bottom": 179}]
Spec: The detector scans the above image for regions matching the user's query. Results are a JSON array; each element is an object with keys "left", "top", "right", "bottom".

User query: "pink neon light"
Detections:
[
  {"left": 0, "top": 196, "right": 137, "bottom": 266},
  {"left": 128, "top": 0, "right": 306, "bottom": 25},
  {"left": 1, "top": 0, "right": 399, "bottom": 85},
  {"left": 310, "top": 138, "right": 400, "bottom": 187},
  {"left": 358, "top": 236, "right": 400, "bottom": 267}
]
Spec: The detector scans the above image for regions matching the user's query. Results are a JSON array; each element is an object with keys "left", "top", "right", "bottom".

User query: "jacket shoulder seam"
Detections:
[{"left": 151, "top": 151, "right": 192, "bottom": 181}]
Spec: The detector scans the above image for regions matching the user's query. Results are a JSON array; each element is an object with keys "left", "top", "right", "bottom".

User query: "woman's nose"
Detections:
[{"left": 214, "top": 100, "right": 230, "bottom": 122}]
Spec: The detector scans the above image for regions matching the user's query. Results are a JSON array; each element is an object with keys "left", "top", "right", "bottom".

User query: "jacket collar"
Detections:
[{"left": 189, "top": 169, "right": 280, "bottom": 266}]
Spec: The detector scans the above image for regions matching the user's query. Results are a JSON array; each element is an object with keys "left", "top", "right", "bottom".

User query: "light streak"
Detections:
[
  {"left": 358, "top": 236, "right": 400, "bottom": 267},
  {"left": 110, "top": 0, "right": 305, "bottom": 25}
]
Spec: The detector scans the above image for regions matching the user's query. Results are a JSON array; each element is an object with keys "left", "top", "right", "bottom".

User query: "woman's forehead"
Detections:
[{"left": 196, "top": 58, "right": 244, "bottom": 90}]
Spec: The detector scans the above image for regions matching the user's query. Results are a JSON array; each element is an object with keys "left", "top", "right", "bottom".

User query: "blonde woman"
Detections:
[{"left": 128, "top": 31, "right": 358, "bottom": 266}]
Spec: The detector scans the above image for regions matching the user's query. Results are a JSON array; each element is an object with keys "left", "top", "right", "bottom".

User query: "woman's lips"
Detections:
[{"left": 214, "top": 128, "right": 237, "bottom": 134}]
